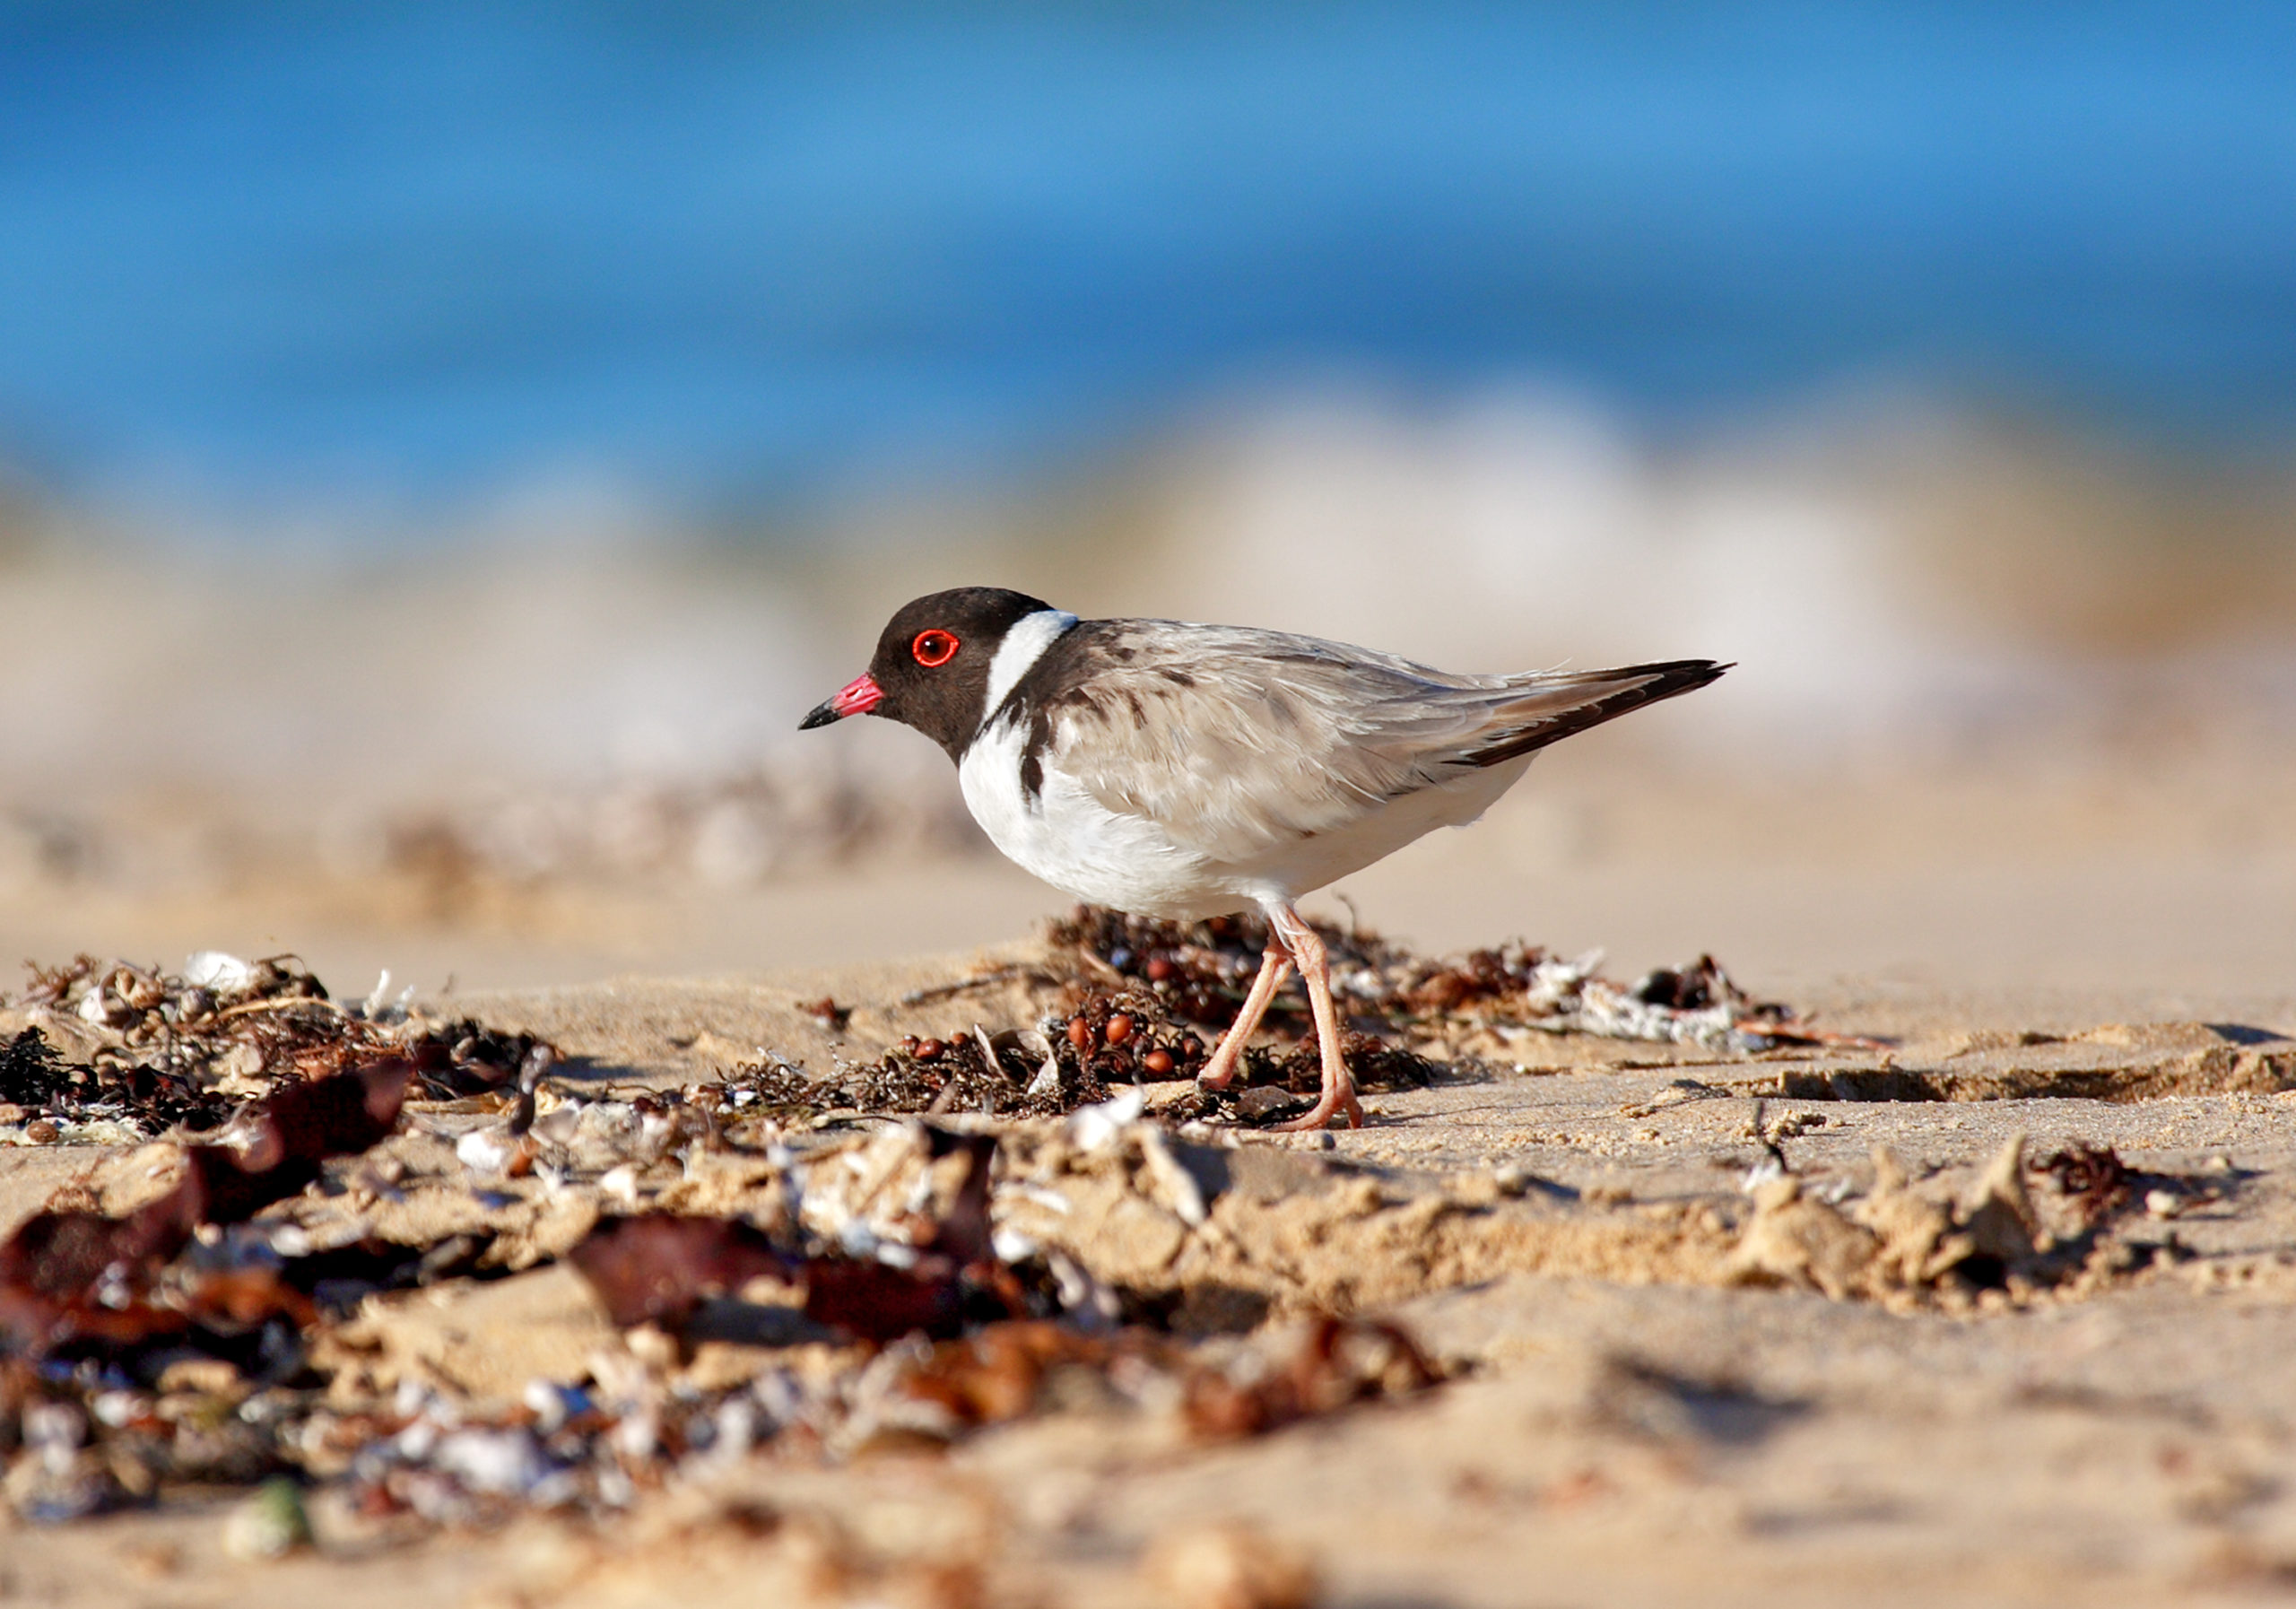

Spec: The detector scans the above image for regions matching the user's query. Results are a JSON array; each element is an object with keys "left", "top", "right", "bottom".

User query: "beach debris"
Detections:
[
  {"left": 1055, "top": 988, "right": 1209, "bottom": 1085},
  {"left": 0, "top": 1020, "right": 2205, "bottom": 1540},
  {"left": 6, "top": 953, "right": 560, "bottom": 1134},
  {"left": 1, "top": 1018, "right": 239, "bottom": 1139},
  {"left": 1045, "top": 906, "right": 1860, "bottom": 1056},
  {"left": 25, "top": 1113, "right": 1457, "bottom": 1529},
  {"left": 0, "top": 1025, "right": 64, "bottom": 1105},
  {"left": 2038, "top": 1142, "right": 2226, "bottom": 1231},
  {"left": 2, "top": 914, "right": 2230, "bottom": 1544},
  {"left": 2042, "top": 1143, "right": 2134, "bottom": 1228},
  {"left": 565, "top": 1132, "right": 1013, "bottom": 1344},
  {"left": 1725, "top": 1133, "right": 2229, "bottom": 1306},
  {"left": 804, "top": 1131, "right": 1022, "bottom": 1343},
  {"left": 1048, "top": 907, "right": 1376, "bottom": 1031},
  {"left": 1240, "top": 1027, "right": 1444, "bottom": 1100},
  {"left": 679, "top": 907, "right": 1848, "bottom": 1136},
  {"left": 716, "top": 1022, "right": 1119, "bottom": 1121},
  {"left": 0, "top": 1061, "right": 412, "bottom": 1357},
  {"left": 0, "top": 1060, "right": 418, "bottom": 1519},
  {"left": 709, "top": 979, "right": 1443, "bottom": 1131},
  {"left": 402, "top": 1019, "right": 557, "bottom": 1098},
  {"left": 567, "top": 1215, "right": 793, "bottom": 1328}
]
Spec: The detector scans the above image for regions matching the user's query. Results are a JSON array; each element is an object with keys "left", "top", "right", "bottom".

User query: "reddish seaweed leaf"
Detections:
[
  {"left": 193, "top": 1060, "right": 413, "bottom": 1222},
  {"left": 567, "top": 1215, "right": 794, "bottom": 1328},
  {"left": 800, "top": 1256, "right": 972, "bottom": 1344},
  {"left": 802, "top": 1131, "right": 1018, "bottom": 1343},
  {"left": 919, "top": 1130, "right": 996, "bottom": 1266},
  {"left": 565, "top": 1129, "right": 1015, "bottom": 1344},
  {"left": 0, "top": 1061, "right": 410, "bottom": 1357}
]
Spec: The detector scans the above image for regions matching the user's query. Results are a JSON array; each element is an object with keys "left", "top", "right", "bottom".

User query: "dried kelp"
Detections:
[
  {"left": 2041, "top": 1143, "right": 2135, "bottom": 1230},
  {"left": 0, "top": 1062, "right": 413, "bottom": 1359},
  {"left": 6, "top": 952, "right": 558, "bottom": 1135},
  {"left": 1046, "top": 906, "right": 1408, "bottom": 1031},
  {"left": 569, "top": 1215, "right": 793, "bottom": 1328},
  {"left": 1244, "top": 1029, "right": 1446, "bottom": 1097},
  {"left": 1046, "top": 905, "right": 1856, "bottom": 1055},
  {"left": 2039, "top": 1142, "right": 2229, "bottom": 1232},
  {"left": 1, "top": 1095, "right": 1445, "bottom": 1527},
  {"left": 715, "top": 1024, "right": 1113, "bottom": 1122},
  {"left": 1, "top": 1022, "right": 239, "bottom": 1136},
  {"left": 0, "top": 1027, "right": 68, "bottom": 1110},
  {"left": 690, "top": 909, "right": 1839, "bottom": 1139},
  {"left": 710, "top": 976, "right": 1447, "bottom": 1133}
]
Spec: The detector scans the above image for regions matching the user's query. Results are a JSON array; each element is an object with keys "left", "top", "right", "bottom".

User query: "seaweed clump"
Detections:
[
  {"left": 0, "top": 1027, "right": 69, "bottom": 1111},
  {"left": 1047, "top": 904, "right": 1848, "bottom": 1055},
  {"left": 5, "top": 953, "right": 559, "bottom": 1135},
  {"left": 718, "top": 1024, "right": 1116, "bottom": 1121},
  {"left": 0, "top": 1022, "right": 238, "bottom": 1135}
]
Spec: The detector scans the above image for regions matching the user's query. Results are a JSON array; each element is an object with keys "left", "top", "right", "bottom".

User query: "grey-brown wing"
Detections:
[{"left": 1037, "top": 621, "right": 1722, "bottom": 862}]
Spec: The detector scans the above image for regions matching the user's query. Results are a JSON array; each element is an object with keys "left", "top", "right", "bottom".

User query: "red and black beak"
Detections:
[{"left": 800, "top": 672, "right": 884, "bottom": 729}]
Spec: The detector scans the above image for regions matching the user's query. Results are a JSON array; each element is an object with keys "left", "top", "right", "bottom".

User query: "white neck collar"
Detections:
[{"left": 981, "top": 607, "right": 1079, "bottom": 726}]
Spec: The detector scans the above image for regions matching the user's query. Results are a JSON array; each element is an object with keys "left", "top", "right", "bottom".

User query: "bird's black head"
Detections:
[{"left": 800, "top": 586, "right": 1062, "bottom": 760}]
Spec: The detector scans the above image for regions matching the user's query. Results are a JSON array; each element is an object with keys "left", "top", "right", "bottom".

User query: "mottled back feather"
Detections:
[{"left": 993, "top": 619, "right": 1723, "bottom": 870}]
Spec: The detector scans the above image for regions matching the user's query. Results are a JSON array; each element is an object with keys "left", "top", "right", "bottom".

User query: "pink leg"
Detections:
[
  {"left": 1196, "top": 935, "right": 1291, "bottom": 1091},
  {"left": 1265, "top": 905, "right": 1363, "bottom": 1131}
]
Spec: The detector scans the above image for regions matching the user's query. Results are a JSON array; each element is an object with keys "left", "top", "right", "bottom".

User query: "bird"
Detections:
[{"left": 802, "top": 587, "right": 1726, "bottom": 1130}]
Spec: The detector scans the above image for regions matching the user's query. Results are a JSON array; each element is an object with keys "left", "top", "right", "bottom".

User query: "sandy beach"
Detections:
[{"left": 4, "top": 739, "right": 2294, "bottom": 1609}]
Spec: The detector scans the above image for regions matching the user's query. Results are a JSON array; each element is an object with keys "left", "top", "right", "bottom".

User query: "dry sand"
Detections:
[{"left": 4, "top": 756, "right": 2294, "bottom": 1609}]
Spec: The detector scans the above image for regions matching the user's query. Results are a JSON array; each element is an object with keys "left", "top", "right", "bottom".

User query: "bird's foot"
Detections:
[{"left": 1272, "top": 1076, "right": 1362, "bottom": 1132}]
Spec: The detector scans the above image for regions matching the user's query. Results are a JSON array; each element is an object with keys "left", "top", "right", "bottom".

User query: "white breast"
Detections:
[
  {"left": 960, "top": 716, "right": 1234, "bottom": 918},
  {"left": 959, "top": 604, "right": 1221, "bottom": 912}
]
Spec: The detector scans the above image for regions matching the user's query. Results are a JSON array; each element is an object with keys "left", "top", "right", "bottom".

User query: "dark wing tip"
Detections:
[
  {"left": 1609, "top": 657, "right": 1731, "bottom": 702},
  {"left": 1462, "top": 657, "right": 1731, "bottom": 769}
]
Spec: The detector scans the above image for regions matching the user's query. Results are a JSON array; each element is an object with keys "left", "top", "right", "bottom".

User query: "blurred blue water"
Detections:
[{"left": 1, "top": 1, "right": 2292, "bottom": 522}]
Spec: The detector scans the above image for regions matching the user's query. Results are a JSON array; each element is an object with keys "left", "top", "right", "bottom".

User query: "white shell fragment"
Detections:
[
  {"left": 1137, "top": 1128, "right": 1208, "bottom": 1227},
  {"left": 1065, "top": 1088, "right": 1146, "bottom": 1151},
  {"left": 456, "top": 1126, "right": 518, "bottom": 1175},
  {"left": 183, "top": 951, "right": 256, "bottom": 993}
]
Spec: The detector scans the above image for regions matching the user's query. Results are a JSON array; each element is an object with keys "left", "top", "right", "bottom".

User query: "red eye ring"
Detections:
[{"left": 911, "top": 629, "right": 961, "bottom": 667}]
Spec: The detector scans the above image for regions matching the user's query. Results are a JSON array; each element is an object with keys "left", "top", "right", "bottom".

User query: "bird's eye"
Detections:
[{"left": 911, "top": 629, "right": 960, "bottom": 667}]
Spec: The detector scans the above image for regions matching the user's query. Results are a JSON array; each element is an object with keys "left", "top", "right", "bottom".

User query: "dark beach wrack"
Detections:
[
  {"left": 720, "top": 904, "right": 1856, "bottom": 1129},
  {"left": 0, "top": 909, "right": 2277, "bottom": 1544}
]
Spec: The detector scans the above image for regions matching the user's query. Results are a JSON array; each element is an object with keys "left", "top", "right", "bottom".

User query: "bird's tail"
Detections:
[{"left": 1457, "top": 659, "right": 1730, "bottom": 769}]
